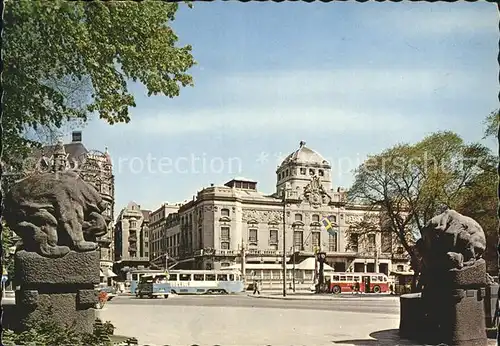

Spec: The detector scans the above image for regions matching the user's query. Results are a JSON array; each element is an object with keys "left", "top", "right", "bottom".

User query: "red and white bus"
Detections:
[{"left": 326, "top": 272, "right": 389, "bottom": 294}]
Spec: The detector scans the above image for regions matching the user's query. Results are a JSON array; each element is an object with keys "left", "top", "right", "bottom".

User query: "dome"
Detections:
[{"left": 279, "top": 141, "right": 330, "bottom": 168}]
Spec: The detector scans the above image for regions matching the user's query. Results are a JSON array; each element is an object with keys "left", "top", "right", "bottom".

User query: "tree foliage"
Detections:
[
  {"left": 483, "top": 109, "right": 499, "bottom": 139},
  {"left": 3, "top": 0, "right": 195, "bottom": 169},
  {"left": 347, "top": 131, "right": 497, "bottom": 287}
]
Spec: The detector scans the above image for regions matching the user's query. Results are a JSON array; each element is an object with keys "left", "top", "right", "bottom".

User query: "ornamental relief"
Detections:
[
  {"left": 242, "top": 209, "right": 283, "bottom": 223},
  {"left": 345, "top": 214, "right": 364, "bottom": 224}
]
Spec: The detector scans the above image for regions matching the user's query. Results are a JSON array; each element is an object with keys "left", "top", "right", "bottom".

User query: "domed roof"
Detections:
[{"left": 279, "top": 141, "right": 330, "bottom": 168}]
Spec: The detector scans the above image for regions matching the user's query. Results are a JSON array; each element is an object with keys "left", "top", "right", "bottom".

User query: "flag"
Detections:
[{"left": 321, "top": 216, "right": 338, "bottom": 237}]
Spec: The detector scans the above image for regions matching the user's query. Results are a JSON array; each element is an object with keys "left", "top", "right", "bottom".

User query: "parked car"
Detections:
[{"left": 96, "top": 285, "right": 117, "bottom": 301}]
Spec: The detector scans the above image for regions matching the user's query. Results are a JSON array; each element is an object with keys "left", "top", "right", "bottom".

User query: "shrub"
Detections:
[{"left": 2, "top": 318, "right": 119, "bottom": 346}]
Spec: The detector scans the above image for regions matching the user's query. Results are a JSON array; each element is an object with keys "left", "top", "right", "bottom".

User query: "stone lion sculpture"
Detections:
[
  {"left": 420, "top": 209, "right": 486, "bottom": 270},
  {"left": 3, "top": 170, "right": 110, "bottom": 258}
]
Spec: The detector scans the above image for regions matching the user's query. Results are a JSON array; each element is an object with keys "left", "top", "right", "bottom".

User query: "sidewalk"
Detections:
[{"left": 248, "top": 292, "right": 399, "bottom": 301}]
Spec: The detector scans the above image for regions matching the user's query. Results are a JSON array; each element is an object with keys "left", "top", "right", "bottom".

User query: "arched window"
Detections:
[{"left": 294, "top": 213, "right": 303, "bottom": 222}]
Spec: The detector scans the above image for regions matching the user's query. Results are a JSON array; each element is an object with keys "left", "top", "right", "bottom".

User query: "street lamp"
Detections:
[
  {"left": 282, "top": 183, "right": 291, "bottom": 297},
  {"left": 291, "top": 245, "right": 296, "bottom": 293}
]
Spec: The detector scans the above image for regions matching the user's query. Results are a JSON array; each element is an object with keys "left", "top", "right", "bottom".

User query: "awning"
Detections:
[
  {"left": 106, "top": 268, "right": 118, "bottom": 277},
  {"left": 100, "top": 270, "right": 105, "bottom": 277}
]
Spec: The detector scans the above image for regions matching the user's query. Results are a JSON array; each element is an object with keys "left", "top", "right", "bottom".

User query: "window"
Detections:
[
  {"left": 368, "top": 234, "right": 376, "bottom": 253},
  {"left": 169, "top": 274, "right": 178, "bottom": 281},
  {"left": 329, "top": 232, "right": 338, "bottom": 252},
  {"left": 221, "top": 208, "right": 230, "bottom": 217},
  {"left": 332, "top": 275, "right": 340, "bottom": 281},
  {"left": 249, "top": 229, "right": 258, "bottom": 243},
  {"left": 194, "top": 274, "right": 204, "bottom": 281},
  {"left": 318, "top": 169, "right": 324, "bottom": 177},
  {"left": 221, "top": 242, "right": 230, "bottom": 250},
  {"left": 340, "top": 276, "right": 346, "bottom": 281},
  {"left": 377, "top": 276, "right": 383, "bottom": 282},
  {"left": 397, "top": 265, "right": 404, "bottom": 272},
  {"left": 309, "top": 168, "right": 315, "bottom": 175},
  {"left": 221, "top": 227, "right": 230, "bottom": 241},
  {"left": 381, "top": 232, "right": 392, "bottom": 253},
  {"left": 129, "top": 220, "right": 137, "bottom": 229},
  {"left": 269, "top": 230, "right": 278, "bottom": 244},
  {"left": 312, "top": 232, "right": 320, "bottom": 248},
  {"left": 347, "top": 276, "right": 353, "bottom": 281},
  {"left": 300, "top": 168, "right": 306, "bottom": 175},
  {"left": 349, "top": 234, "right": 359, "bottom": 252},
  {"left": 294, "top": 213, "right": 303, "bottom": 222},
  {"left": 179, "top": 273, "right": 191, "bottom": 281},
  {"left": 397, "top": 246, "right": 404, "bottom": 254},
  {"left": 328, "top": 215, "right": 337, "bottom": 223},
  {"left": 205, "top": 274, "right": 216, "bottom": 281},
  {"left": 312, "top": 214, "right": 320, "bottom": 222},
  {"left": 229, "top": 274, "right": 234, "bottom": 281},
  {"left": 217, "top": 274, "right": 228, "bottom": 281},
  {"left": 293, "top": 231, "right": 303, "bottom": 250}
]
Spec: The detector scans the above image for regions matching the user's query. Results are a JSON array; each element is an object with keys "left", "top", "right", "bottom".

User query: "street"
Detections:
[
  {"left": 110, "top": 294, "right": 400, "bottom": 315},
  {"left": 101, "top": 294, "right": 403, "bottom": 346}
]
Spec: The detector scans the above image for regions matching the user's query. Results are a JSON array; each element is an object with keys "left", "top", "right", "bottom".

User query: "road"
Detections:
[
  {"left": 109, "top": 294, "right": 400, "bottom": 315},
  {"left": 101, "top": 294, "right": 403, "bottom": 345}
]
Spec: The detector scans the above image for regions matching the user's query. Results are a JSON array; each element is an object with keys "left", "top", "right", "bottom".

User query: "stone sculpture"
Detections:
[
  {"left": 400, "top": 209, "right": 489, "bottom": 346},
  {"left": 3, "top": 170, "right": 110, "bottom": 333},
  {"left": 4, "top": 170, "right": 108, "bottom": 257},
  {"left": 420, "top": 209, "right": 486, "bottom": 271}
]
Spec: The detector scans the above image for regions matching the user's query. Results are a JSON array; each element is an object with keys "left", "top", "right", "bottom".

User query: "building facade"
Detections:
[
  {"left": 33, "top": 131, "right": 116, "bottom": 279},
  {"left": 150, "top": 142, "right": 411, "bottom": 275},
  {"left": 149, "top": 203, "right": 181, "bottom": 267}
]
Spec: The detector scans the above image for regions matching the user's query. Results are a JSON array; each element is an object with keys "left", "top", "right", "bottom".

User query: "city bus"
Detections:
[
  {"left": 327, "top": 272, "right": 389, "bottom": 294},
  {"left": 128, "top": 269, "right": 165, "bottom": 295},
  {"left": 167, "top": 269, "right": 244, "bottom": 295},
  {"left": 136, "top": 273, "right": 170, "bottom": 299}
]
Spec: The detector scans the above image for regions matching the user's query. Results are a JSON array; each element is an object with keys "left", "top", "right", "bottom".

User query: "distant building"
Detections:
[
  {"left": 28, "top": 131, "right": 117, "bottom": 282},
  {"left": 113, "top": 202, "right": 153, "bottom": 279},
  {"left": 150, "top": 142, "right": 411, "bottom": 276}
]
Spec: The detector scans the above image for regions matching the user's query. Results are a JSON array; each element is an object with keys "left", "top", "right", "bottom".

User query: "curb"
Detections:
[{"left": 247, "top": 294, "right": 399, "bottom": 302}]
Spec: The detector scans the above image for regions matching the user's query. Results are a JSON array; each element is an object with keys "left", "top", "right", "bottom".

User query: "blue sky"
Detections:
[{"left": 75, "top": 1, "right": 498, "bottom": 214}]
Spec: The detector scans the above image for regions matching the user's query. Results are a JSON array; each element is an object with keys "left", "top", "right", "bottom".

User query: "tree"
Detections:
[
  {"left": 483, "top": 109, "right": 499, "bottom": 139},
  {"left": 347, "top": 131, "right": 495, "bottom": 291},
  {"left": 3, "top": 0, "right": 196, "bottom": 170}
]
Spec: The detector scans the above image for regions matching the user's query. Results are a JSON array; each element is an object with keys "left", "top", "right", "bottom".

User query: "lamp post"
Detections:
[
  {"left": 281, "top": 183, "right": 292, "bottom": 297},
  {"left": 282, "top": 187, "right": 287, "bottom": 297},
  {"left": 292, "top": 245, "right": 296, "bottom": 293}
]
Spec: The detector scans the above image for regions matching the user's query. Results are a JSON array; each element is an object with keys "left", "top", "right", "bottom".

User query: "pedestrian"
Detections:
[
  {"left": 253, "top": 279, "right": 260, "bottom": 295},
  {"left": 355, "top": 281, "right": 360, "bottom": 294},
  {"left": 389, "top": 283, "right": 394, "bottom": 295}
]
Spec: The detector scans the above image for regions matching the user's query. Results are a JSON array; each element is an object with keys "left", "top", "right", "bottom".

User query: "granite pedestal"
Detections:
[
  {"left": 13, "top": 249, "right": 99, "bottom": 333},
  {"left": 400, "top": 260, "right": 488, "bottom": 346}
]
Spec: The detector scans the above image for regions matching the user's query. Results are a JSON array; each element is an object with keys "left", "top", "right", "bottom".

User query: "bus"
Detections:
[
  {"left": 326, "top": 272, "right": 389, "bottom": 294},
  {"left": 167, "top": 269, "right": 244, "bottom": 295},
  {"left": 128, "top": 269, "right": 166, "bottom": 295},
  {"left": 136, "top": 273, "right": 171, "bottom": 299}
]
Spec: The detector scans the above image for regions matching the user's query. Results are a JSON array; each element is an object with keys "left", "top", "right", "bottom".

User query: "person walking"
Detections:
[{"left": 253, "top": 279, "right": 260, "bottom": 295}]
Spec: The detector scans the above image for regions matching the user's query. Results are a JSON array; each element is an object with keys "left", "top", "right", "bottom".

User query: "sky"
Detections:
[{"left": 72, "top": 1, "right": 498, "bottom": 215}]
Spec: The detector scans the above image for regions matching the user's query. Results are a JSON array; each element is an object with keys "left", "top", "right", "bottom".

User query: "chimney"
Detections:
[{"left": 72, "top": 131, "right": 82, "bottom": 142}]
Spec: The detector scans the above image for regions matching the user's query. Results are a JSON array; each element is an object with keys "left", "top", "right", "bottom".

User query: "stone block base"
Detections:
[
  {"left": 15, "top": 250, "right": 100, "bottom": 285},
  {"left": 14, "top": 291, "right": 96, "bottom": 333},
  {"left": 399, "top": 289, "right": 488, "bottom": 346},
  {"left": 399, "top": 293, "right": 424, "bottom": 339}
]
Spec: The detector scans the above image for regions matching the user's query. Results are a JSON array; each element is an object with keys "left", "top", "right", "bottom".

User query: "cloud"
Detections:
[
  {"left": 124, "top": 65, "right": 491, "bottom": 136},
  {"left": 127, "top": 106, "right": 422, "bottom": 136},
  {"left": 213, "top": 68, "right": 485, "bottom": 101}
]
